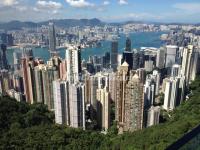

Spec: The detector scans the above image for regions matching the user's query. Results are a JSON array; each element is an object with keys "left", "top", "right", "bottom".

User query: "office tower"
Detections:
[
  {"left": 53, "top": 80, "right": 70, "bottom": 125},
  {"left": 66, "top": 46, "right": 82, "bottom": 84},
  {"left": 121, "top": 51, "right": 133, "bottom": 70},
  {"left": 139, "top": 51, "right": 145, "bottom": 68},
  {"left": 147, "top": 106, "right": 160, "bottom": 127},
  {"left": 171, "top": 64, "right": 181, "bottom": 77},
  {"left": 156, "top": 47, "right": 165, "bottom": 69},
  {"left": 123, "top": 74, "right": 144, "bottom": 132},
  {"left": 49, "top": 22, "right": 56, "bottom": 53},
  {"left": 165, "top": 45, "right": 178, "bottom": 68},
  {"left": 163, "top": 77, "right": 180, "bottom": 110},
  {"left": 144, "top": 76, "right": 156, "bottom": 108},
  {"left": 96, "top": 87, "right": 110, "bottom": 131},
  {"left": 104, "top": 52, "right": 110, "bottom": 68},
  {"left": 133, "top": 50, "right": 140, "bottom": 70},
  {"left": 34, "top": 65, "right": 45, "bottom": 103},
  {"left": 0, "top": 44, "right": 8, "bottom": 69},
  {"left": 69, "top": 83, "right": 85, "bottom": 129},
  {"left": 125, "top": 37, "right": 131, "bottom": 52},
  {"left": 181, "top": 45, "right": 193, "bottom": 86},
  {"left": 42, "top": 64, "right": 59, "bottom": 110},
  {"left": 115, "top": 61, "right": 129, "bottom": 128},
  {"left": 110, "top": 40, "right": 118, "bottom": 71}
]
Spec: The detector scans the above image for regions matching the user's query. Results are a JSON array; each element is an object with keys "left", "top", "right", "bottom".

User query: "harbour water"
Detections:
[{"left": 7, "top": 31, "right": 165, "bottom": 64}]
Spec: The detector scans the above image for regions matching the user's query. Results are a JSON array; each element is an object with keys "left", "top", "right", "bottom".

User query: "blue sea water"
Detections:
[{"left": 7, "top": 31, "right": 165, "bottom": 64}]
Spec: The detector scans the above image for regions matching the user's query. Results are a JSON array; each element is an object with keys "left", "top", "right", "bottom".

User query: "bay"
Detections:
[{"left": 7, "top": 31, "right": 165, "bottom": 64}]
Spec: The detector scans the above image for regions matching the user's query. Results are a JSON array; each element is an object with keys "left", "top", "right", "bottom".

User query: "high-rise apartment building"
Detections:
[
  {"left": 147, "top": 106, "right": 160, "bottom": 127},
  {"left": 53, "top": 80, "right": 70, "bottom": 125},
  {"left": 115, "top": 61, "right": 129, "bottom": 126},
  {"left": 163, "top": 77, "right": 180, "bottom": 110},
  {"left": 123, "top": 74, "right": 144, "bottom": 132},
  {"left": 66, "top": 46, "right": 82, "bottom": 84},
  {"left": 69, "top": 83, "right": 85, "bottom": 129},
  {"left": 96, "top": 87, "right": 110, "bottom": 131}
]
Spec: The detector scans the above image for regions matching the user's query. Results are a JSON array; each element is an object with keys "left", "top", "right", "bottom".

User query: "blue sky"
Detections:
[{"left": 0, "top": 0, "right": 200, "bottom": 23}]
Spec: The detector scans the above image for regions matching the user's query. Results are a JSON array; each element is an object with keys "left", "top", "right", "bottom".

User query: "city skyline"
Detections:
[{"left": 0, "top": 0, "right": 200, "bottom": 23}]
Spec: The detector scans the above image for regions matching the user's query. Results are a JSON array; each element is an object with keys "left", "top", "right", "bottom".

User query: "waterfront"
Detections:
[{"left": 7, "top": 31, "right": 165, "bottom": 64}]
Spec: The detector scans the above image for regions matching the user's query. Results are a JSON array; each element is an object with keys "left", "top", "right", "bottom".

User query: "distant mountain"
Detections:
[{"left": 0, "top": 18, "right": 104, "bottom": 30}]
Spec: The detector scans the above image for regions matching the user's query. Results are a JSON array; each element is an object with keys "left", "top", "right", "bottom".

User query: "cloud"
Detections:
[
  {"left": 66, "top": 0, "right": 94, "bottom": 8},
  {"left": 0, "top": 0, "right": 18, "bottom": 6},
  {"left": 118, "top": 0, "right": 128, "bottom": 5},
  {"left": 103, "top": 1, "right": 110, "bottom": 5},
  {"left": 36, "top": 0, "right": 62, "bottom": 9},
  {"left": 173, "top": 3, "right": 200, "bottom": 13},
  {"left": 101, "top": 12, "right": 162, "bottom": 22}
]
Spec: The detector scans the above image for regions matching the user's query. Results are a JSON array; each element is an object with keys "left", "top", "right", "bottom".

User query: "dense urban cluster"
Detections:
[{"left": 0, "top": 22, "right": 200, "bottom": 135}]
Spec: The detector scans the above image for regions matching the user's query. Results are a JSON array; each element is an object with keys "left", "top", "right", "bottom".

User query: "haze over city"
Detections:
[{"left": 0, "top": 0, "right": 200, "bottom": 23}]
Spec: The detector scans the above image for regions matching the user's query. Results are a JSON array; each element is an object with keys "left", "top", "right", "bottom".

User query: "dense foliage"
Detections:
[{"left": 1, "top": 77, "right": 200, "bottom": 149}]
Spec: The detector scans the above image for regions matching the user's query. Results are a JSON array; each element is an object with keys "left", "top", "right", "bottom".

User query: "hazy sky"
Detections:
[{"left": 0, "top": 0, "right": 200, "bottom": 23}]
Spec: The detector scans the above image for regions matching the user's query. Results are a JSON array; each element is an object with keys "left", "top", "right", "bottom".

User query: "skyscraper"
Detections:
[
  {"left": 21, "top": 56, "right": 36, "bottom": 104},
  {"left": 66, "top": 46, "right": 82, "bottom": 84},
  {"left": 171, "top": 64, "right": 181, "bottom": 77},
  {"left": 49, "top": 22, "right": 56, "bottom": 53},
  {"left": 34, "top": 65, "right": 45, "bottom": 103},
  {"left": 123, "top": 74, "right": 144, "bottom": 132},
  {"left": 53, "top": 80, "right": 70, "bottom": 125},
  {"left": 181, "top": 45, "right": 193, "bottom": 86},
  {"left": 0, "top": 44, "right": 9, "bottom": 70},
  {"left": 132, "top": 49, "right": 140, "bottom": 70},
  {"left": 96, "top": 87, "right": 110, "bottom": 131},
  {"left": 125, "top": 37, "right": 131, "bottom": 52},
  {"left": 189, "top": 46, "right": 199, "bottom": 81},
  {"left": 42, "top": 64, "right": 59, "bottom": 110},
  {"left": 144, "top": 76, "right": 156, "bottom": 108},
  {"left": 115, "top": 61, "right": 129, "bottom": 127},
  {"left": 163, "top": 77, "right": 180, "bottom": 110},
  {"left": 147, "top": 106, "right": 160, "bottom": 127},
  {"left": 156, "top": 47, "right": 165, "bottom": 69},
  {"left": 165, "top": 45, "right": 178, "bottom": 68},
  {"left": 121, "top": 51, "right": 133, "bottom": 70},
  {"left": 69, "top": 83, "right": 85, "bottom": 129},
  {"left": 110, "top": 40, "right": 118, "bottom": 71}
]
